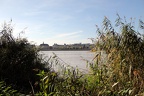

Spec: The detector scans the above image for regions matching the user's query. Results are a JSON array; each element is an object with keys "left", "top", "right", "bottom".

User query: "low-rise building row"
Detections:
[{"left": 39, "top": 42, "right": 94, "bottom": 51}]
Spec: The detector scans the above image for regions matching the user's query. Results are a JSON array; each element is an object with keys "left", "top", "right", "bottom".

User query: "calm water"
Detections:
[{"left": 40, "top": 51, "right": 94, "bottom": 72}]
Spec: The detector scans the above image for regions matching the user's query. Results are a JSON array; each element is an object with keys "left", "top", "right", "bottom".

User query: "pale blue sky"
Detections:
[{"left": 0, "top": 0, "right": 143, "bottom": 45}]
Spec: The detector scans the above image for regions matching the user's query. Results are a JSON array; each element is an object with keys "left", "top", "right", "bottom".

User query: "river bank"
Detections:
[{"left": 40, "top": 49, "right": 91, "bottom": 51}]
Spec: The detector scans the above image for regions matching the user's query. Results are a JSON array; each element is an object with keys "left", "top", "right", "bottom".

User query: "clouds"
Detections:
[
  {"left": 56, "top": 31, "right": 83, "bottom": 38},
  {"left": 28, "top": 30, "right": 85, "bottom": 45},
  {"left": 0, "top": 0, "right": 143, "bottom": 46}
]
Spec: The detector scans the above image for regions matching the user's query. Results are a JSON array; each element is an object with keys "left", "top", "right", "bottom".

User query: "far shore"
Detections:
[{"left": 40, "top": 49, "right": 91, "bottom": 51}]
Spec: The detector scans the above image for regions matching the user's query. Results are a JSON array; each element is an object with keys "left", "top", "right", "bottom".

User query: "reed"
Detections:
[
  {"left": 88, "top": 14, "right": 144, "bottom": 95},
  {"left": 0, "top": 15, "right": 144, "bottom": 95}
]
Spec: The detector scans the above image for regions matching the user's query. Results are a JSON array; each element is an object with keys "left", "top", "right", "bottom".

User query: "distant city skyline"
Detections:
[
  {"left": 39, "top": 42, "right": 93, "bottom": 51},
  {"left": 40, "top": 42, "right": 92, "bottom": 46},
  {"left": 0, "top": 0, "right": 143, "bottom": 46}
]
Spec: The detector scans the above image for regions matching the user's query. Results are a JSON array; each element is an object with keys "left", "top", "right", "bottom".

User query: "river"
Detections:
[{"left": 39, "top": 51, "right": 95, "bottom": 72}]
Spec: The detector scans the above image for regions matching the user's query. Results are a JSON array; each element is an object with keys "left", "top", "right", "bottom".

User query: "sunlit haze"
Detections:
[{"left": 0, "top": 0, "right": 143, "bottom": 45}]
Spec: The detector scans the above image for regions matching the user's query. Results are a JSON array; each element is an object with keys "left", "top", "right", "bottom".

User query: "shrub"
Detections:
[{"left": 0, "top": 22, "right": 50, "bottom": 93}]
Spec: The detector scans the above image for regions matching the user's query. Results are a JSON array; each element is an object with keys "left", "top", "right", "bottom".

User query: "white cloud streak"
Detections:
[{"left": 56, "top": 31, "right": 83, "bottom": 38}]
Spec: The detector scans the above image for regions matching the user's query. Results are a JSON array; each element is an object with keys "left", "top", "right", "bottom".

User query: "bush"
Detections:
[{"left": 0, "top": 22, "right": 50, "bottom": 93}]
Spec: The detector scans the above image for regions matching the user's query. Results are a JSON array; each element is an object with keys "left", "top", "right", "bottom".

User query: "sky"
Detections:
[{"left": 0, "top": 0, "right": 143, "bottom": 46}]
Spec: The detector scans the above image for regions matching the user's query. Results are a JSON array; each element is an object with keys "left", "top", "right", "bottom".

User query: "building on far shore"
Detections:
[
  {"left": 53, "top": 43, "right": 64, "bottom": 50},
  {"left": 39, "top": 42, "right": 94, "bottom": 51},
  {"left": 39, "top": 42, "right": 49, "bottom": 51}
]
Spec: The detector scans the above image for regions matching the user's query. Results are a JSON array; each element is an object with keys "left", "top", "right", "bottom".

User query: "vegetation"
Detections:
[
  {"left": 0, "top": 81, "right": 19, "bottom": 96},
  {"left": 0, "top": 22, "right": 52, "bottom": 94},
  {"left": 88, "top": 14, "right": 144, "bottom": 95},
  {"left": 0, "top": 15, "right": 144, "bottom": 96}
]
